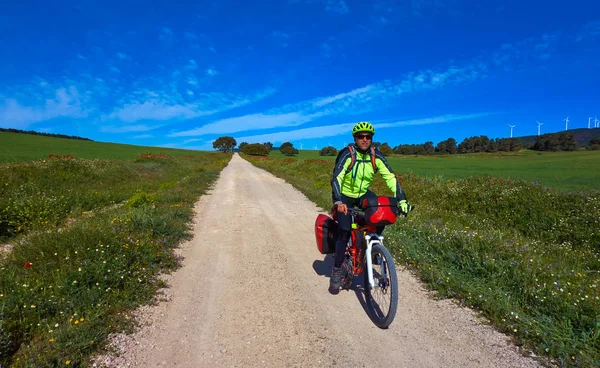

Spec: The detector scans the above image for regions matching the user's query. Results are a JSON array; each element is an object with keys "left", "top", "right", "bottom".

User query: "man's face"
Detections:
[{"left": 354, "top": 133, "right": 373, "bottom": 151}]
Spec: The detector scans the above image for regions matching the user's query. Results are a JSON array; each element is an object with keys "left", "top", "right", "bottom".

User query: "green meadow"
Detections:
[
  {"left": 267, "top": 149, "right": 600, "bottom": 192},
  {"left": 0, "top": 132, "right": 207, "bottom": 162},
  {"left": 0, "top": 133, "right": 232, "bottom": 366}
]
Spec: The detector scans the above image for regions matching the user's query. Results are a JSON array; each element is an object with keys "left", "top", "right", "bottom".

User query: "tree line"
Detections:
[
  {"left": 213, "top": 131, "right": 595, "bottom": 156},
  {"left": 0, "top": 127, "right": 93, "bottom": 141}
]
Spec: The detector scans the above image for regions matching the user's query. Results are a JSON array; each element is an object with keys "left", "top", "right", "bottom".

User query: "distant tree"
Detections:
[
  {"left": 242, "top": 143, "right": 270, "bottom": 156},
  {"left": 319, "top": 146, "right": 338, "bottom": 156},
  {"left": 263, "top": 142, "right": 273, "bottom": 151},
  {"left": 533, "top": 132, "right": 577, "bottom": 152},
  {"left": 588, "top": 137, "right": 600, "bottom": 150},
  {"left": 238, "top": 142, "right": 249, "bottom": 151},
  {"left": 371, "top": 142, "right": 382, "bottom": 149},
  {"left": 280, "top": 142, "right": 298, "bottom": 156},
  {"left": 379, "top": 143, "right": 393, "bottom": 156},
  {"left": 213, "top": 136, "right": 237, "bottom": 152},
  {"left": 423, "top": 141, "right": 435, "bottom": 155}
]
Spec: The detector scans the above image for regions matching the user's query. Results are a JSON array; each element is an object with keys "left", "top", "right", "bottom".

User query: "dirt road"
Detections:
[{"left": 94, "top": 154, "right": 541, "bottom": 367}]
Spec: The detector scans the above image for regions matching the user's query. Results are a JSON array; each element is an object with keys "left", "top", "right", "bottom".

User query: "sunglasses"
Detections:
[{"left": 355, "top": 134, "right": 373, "bottom": 140}]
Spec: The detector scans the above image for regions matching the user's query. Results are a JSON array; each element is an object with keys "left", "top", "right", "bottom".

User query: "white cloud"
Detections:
[
  {"left": 232, "top": 113, "right": 489, "bottom": 144},
  {"left": 109, "top": 100, "right": 203, "bottom": 123},
  {"left": 206, "top": 68, "right": 218, "bottom": 77},
  {"left": 133, "top": 134, "right": 153, "bottom": 138},
  {"left": 0, "top": 87, "right": 89, "bottom": 129},
  {"left": 108, "top": 88, "right": 276, "bottom": 125},
  {"left": 117, "top": 52, "right": 130, "bottom": 60},
  {"left": 167, "top": 63, "right": 486, "bottom": 138},
  {"left": 102, "top": 124, "right": 163, "bottom": 133},
  {"left": 188, "top": 59, "right": 198, "bottom": 70},
  {"left": 325, "top": 0, "right": 349, "bottom": 14},
  {"left": 170, "top": 111, "right": 323, "bottom": 137}
]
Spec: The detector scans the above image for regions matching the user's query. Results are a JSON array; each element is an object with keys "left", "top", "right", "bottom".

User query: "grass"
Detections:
[
  {"left": 241, "top": 153, "right": 600, "bottom": 367},
  {"left": 264, "top": 149, "right": 600, "bottom": 192},
  {"left": 0, "top": 152, "right": 232, "bottom": 367},
  {"left": 0, "top": 132, "right": 208, "bottom": 162}
]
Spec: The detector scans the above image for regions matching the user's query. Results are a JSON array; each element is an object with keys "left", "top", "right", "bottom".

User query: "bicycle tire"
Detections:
[{"left": 364, "top": 241, "right": 398, "bottom": 329}]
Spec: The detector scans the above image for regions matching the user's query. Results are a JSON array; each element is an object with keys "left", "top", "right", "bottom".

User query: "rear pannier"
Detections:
[{"left": 315, "top": 214, "right": 338, "bottom": 254}]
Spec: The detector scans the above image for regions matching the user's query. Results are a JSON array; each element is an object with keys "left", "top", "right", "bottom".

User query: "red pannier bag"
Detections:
[
  {"left": 314, "top": 214, "right": 338, "bottom": 254},
  {"left": 361, "top": 195, "right": 398, "bottom": 226}
]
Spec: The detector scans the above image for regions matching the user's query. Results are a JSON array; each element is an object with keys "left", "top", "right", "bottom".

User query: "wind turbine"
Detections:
[
  {"left": 589, "top": 117, "right": 593, "bottom": 129},
  {"left": 564, "top": 116, "right": 569, "bottom": 131},
  {"left": 508, "top": 124, "right": 516, "bottom": 138},
  {"left": 299, "top": 143, "right": 303, "bottom": 150},
  {"left": 537, "top": 121, "right": 543, "bottom": 136},
  {"left": 596, "top": 117, "right": 600, "bottom": 128}
]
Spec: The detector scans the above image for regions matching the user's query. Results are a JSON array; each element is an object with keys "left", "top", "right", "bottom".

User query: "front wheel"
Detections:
[{"left": 364, "top": 242, "right": 398, "bottom": 329}]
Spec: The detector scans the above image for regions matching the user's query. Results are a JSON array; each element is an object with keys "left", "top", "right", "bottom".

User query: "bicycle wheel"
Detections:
[{"left": 364, "top": 242, "right": 398, "bottom": 329}]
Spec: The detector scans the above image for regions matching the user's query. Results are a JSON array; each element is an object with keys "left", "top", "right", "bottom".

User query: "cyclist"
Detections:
[{"left": 329, "top": 121, "right": 411, "bottom": 291}]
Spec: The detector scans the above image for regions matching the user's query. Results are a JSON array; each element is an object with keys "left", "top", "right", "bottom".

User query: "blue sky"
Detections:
[{"left": 1, "top": 0, "right": 599, "bottom": 151}]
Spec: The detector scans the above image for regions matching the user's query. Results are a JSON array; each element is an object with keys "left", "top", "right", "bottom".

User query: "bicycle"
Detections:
[{"left": 331, "top": 201, "right": 403, "bottom": 329}]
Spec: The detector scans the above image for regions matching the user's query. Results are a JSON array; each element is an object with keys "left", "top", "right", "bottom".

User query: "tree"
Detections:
[
  {"left": 242, "top": 143, "right": 270, "bottom": 156},
  {"left": 379, "top": 143, "right": 393, "bottom": 156},
  {"left": 319, "top": 146, "right": 338, "bottom": 156},
  {"left": 372, "top": 142, "right": 382, "bottom": 149},
  {"left": 423, "top": 141, "right": 435, "bottom": 155},
  {"left": 279, "top": 142, "right": 298, "bottom": 156},
  {"left": 213, "top": 136, "right": 237, "bottom": 152},
  {"left": 238, "top": 142, "right": 249, "bottom": 152},
  {"left": 263, "top": 142, "right": 273, "bottom": 151},
  {"left": 588, "top": 137, "right": 600, "bottom": 150}
]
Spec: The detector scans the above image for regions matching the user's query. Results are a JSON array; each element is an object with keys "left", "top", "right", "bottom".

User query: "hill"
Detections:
[
  {"left": 0, "top": 132, "right": 206, "bottom": 162},
  {"left": 518, "top": 127, "right": 600, "bottom": 148}
]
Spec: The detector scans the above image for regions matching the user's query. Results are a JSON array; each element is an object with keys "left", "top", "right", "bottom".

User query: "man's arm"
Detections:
[
  {"left": 331, "top": 149, "right": 351, "bottom": 204},
  {"left": 374, "top": 150, "right": 406, "bottom": 201}
]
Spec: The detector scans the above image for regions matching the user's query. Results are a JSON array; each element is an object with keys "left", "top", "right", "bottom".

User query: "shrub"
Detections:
[
  {"left": 319, "top": 146, "right": 337, "bottom": 156},
  {"left": 127, "top": 191, "right": 157, "bottom": 208},
  {"left": 242, "top": 143, "right": 270, "bottom": 156}
]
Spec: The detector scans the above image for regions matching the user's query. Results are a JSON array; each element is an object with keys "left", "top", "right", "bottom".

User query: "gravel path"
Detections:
[{"left": 92, "top": 153, "right": 543, "bottom": 367}]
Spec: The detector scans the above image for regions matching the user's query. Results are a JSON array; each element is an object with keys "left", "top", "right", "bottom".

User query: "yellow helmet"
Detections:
[{"left": 352, "top": 121, "right": 375, "bottom": 136}]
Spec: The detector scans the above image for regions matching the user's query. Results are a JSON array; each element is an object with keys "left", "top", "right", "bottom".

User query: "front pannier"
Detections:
[
  {"left": 315, "top": 214, "right": 338, "bottom": 254},
  {"left": 361, "top": 196, "right": 398, "bottom": 226}
]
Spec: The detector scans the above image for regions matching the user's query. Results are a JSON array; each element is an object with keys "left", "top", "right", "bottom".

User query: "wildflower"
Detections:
[
  {"left": 49, "top": 338, "right": 55, "bottom": 343},
  {"left": 74, "top": 320, "right": 79, "bottom": 325},
  {"left": 24, "top": 262, "right": 32, "bottom": 268},
  {"left": 66, "top": 360, "right": 71, "bottom": 365}
]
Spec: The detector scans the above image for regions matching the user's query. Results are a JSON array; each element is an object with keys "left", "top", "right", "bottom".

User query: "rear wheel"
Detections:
[{"left": 364, "top": 242, "right": 398, "bottom": 329}]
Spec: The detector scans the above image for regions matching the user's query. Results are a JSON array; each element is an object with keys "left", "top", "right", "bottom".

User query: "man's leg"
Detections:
[{"left": 330, "top": 195, "right": 357, "bottom": 290}]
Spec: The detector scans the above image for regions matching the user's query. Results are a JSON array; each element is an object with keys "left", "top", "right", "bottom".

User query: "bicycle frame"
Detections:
[{"left": 348, "top": 215, "right": 384, "bottom": 290}]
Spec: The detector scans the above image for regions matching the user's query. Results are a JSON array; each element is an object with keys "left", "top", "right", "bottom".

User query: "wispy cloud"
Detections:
[
  {"left": 133, "top": 134, "right": 153, "bottom": 138},
  {"left": 229, "top": 113, "right": 489, "bottom": 145},
  {"left": 169, "top": 62, "right": 487, "bottom": 137},
  {"left": 117, "top": 52, "right": 130, "bottom": 60},
  {"left": 102, "top": 124, "right": 162, "bottom": 133},
  {"left": 325, "top": 0, "right": 349, "bottom": 14},
  {"left": 0, "top": 87, "right": 89, "bottom": 129},
  {"left": 108, "top": 87, "right": 276, "bottom": 128},
  {"left": 206, "top": 68, "right": 218, "bottom": 77}
]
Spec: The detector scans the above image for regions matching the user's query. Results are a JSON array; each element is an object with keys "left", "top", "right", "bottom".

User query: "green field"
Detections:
[
  {"left": 268, "top": 149, "right": 600, "bottom": 191},
  {"left": 0, "top": 132, "right": 205, "bottom": 162}
]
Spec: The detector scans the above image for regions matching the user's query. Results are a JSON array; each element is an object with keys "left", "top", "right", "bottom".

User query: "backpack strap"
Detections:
[
  {"left": 370, "top": 147, "right": 378, "bottom": 173},
  {"left": 345, "top": 144, "right": 378, "bottom": 175},
  {"left": 345, "top": 144, "right": 356, "bottom": 173}
]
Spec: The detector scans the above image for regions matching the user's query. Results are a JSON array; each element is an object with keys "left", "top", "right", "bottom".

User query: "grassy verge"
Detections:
[
  {"left": 250, "top": 149, "right": 600, "bottom": 192},
  {"left": 0, "top": 152, "right": 232, "bottom": 367},
  {"left": 241, "top": 153, "right": 600, "bottom": 367}
]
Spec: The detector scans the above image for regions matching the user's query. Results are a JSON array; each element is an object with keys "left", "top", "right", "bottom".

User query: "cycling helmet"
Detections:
[{"left": 352, "top": 121, "right": 375, "bottom": 136}]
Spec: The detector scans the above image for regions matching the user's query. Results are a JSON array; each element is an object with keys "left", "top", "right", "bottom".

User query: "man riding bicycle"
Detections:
[{"left": 329, "top": 121, "right": 411, "bottom": 291}]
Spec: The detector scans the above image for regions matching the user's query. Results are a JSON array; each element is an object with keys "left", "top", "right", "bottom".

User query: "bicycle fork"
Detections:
[{"left": 364, "top": 234, "right": 385, "bottom": 290}]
